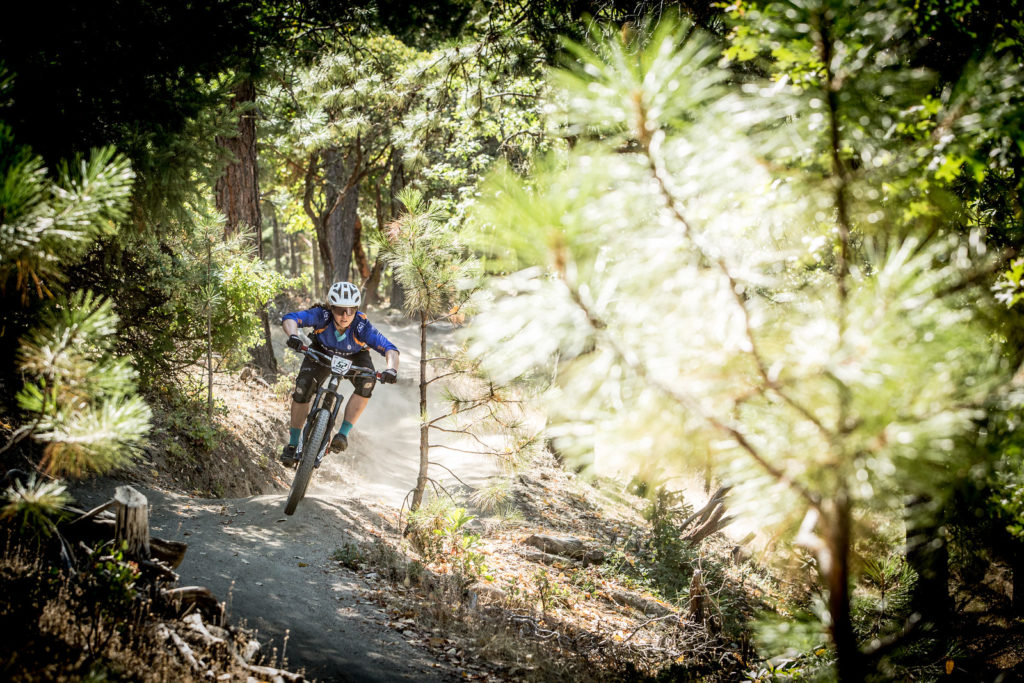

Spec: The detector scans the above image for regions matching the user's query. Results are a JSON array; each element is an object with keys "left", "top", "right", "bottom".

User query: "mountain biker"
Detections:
[{"left": 279, "top": 281, "right": 399, "bottom": 466}]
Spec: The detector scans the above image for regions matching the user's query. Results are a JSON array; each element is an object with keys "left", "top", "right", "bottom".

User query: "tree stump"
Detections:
[
  {"left": 688, "top": 569, "right": 705, "bottom": 623},
  {"left": 114, "top": 486, "right": 150, "bottom": 560}
]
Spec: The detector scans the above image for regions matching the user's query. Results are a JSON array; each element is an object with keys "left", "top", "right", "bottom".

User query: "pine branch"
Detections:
[
  {"left": 426, "top": 461, "right": 476, "bottom": 490},
  {"left": 565, "top": 280, "right": 822, "bottom": 511},
  {"left": 429, "top": 424, "right": 499, "bottom": 452},
  {"left": 425, "top": 369, "right": 471, "bottom": 385}
]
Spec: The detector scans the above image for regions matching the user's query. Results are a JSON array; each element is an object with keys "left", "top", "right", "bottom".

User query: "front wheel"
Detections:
[{"left": 285, "top": 409, "right": 330, "bottom": 515}]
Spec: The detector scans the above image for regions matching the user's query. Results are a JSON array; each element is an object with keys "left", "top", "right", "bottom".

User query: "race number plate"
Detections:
[{"left": 331, "top": 355, "right": 352, "bottom": 375}]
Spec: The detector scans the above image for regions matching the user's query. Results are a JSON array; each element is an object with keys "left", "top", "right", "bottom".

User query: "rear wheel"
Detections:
[{"left": 285, "top": 409, "right": 329, "bottom": 515}]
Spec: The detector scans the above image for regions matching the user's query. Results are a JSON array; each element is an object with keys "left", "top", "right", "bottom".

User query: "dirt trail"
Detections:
[{"left": 72, "top": 312, "right": 501, "bottom": 682}]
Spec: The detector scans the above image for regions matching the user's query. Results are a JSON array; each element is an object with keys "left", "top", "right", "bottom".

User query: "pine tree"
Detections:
[
  {"left": 379, "top": 189, "right": 533, "bottom": 512},
  {"left": 466, "top": 5, "right": 1017, "bottom": 676},
  {"left": 0, "top": 122, "right": 150, "bottom": 477}
]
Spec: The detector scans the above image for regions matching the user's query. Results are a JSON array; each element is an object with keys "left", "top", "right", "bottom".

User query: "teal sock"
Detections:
[
  {"left": 289, "top": 427, "right": 301, "bottom": 446},
  {"left": 338, "top": 421, "right": 354, "bottom": 437}
]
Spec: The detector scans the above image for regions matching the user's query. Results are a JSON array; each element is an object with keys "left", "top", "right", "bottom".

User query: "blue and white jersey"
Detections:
[{"left": 282, "top": 306, "right": 398, "bottom": 357}]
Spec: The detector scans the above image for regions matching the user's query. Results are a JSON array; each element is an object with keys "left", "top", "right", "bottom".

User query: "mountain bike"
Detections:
[{"left": 284, "top": 343, "right": 383, "bottom": 516}]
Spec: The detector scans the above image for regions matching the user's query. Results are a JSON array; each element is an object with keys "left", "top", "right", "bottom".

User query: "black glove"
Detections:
[
  {"left": 286, "top": 335, "right": 303, "bottom": 351},
  {"left": 381, "top": 368, "right": 398, "bottom": 384}
]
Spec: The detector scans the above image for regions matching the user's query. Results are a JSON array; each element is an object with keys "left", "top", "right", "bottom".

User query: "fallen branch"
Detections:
[
  {"left": 156, "top": 623, "right": 201, "bottom": 672},
  {"left": 621, "top": 613, "right": 682, "bottom": 645},
  {"left": 182, "top": 613, "right": 226, "bottom": 647},
  {"left": 602, "top": 589, "right": 674, "bottom": 617},
  {"left": 68, "top": 499, "right": 116, "bottom": 526}
]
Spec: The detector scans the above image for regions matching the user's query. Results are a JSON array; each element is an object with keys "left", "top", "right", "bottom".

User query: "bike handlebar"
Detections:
[{"left": 290, "top": 343, "right": 383, "bottom": 380}]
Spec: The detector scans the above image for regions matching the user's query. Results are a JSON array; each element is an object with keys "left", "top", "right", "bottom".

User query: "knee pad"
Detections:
[
  {"left": 352, "top": 374, "right": 376, "bottom": 398},
  {"left": 292, "top": 375, "right": 315, "bottom": 403}
]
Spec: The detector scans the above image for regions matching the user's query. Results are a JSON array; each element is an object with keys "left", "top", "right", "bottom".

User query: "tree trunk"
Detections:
[
  {"left": 214, "top": 74, "right": 275, "bottom": 374},
  {"left": 303, "top": 147, "right": 361, "bottom": 289},
  {"left": 363, "top": 257, "right": 384, "bottom": 306},
  {"left": 311, "top": 234, "right": 320, "bottom": 299},
  {"left": 390, "top": 272, "right": 406, "bottom": 313},
  {"left": 387, "top": 150, "right": 406, "bottom": 312},
  {"left": 410, "top": 311, "right": 429, "bottom": 512},
  {"left": 353, "top": 215, "right": 370, "bottom": 280},
  {"left": 114, "top": 485, "right": 150, "bottom": 561},
  {"left": 269, "top": 201, "right": 281, "bottom": 273},
  {"left": 321, "top": 147, "right": 359, "bottom": 283},
  {"left": 905, "top": 495, "right": 951, "bottom": 628},
  {"left": 289, "top": 231, "right": 299, "bottom": 278},
  {"left": 215, "top": 77, "right": 261, "bottom": 242},
  {"left": 826, "top": 497, "right": 861, "bottom": 681},
  {"left": 1012, "top": 540, "right": 1023, "bottom": 611}
]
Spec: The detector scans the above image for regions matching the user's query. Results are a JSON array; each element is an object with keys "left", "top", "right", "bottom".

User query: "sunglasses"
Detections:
[{"left": 332, "top": 306, "right": 357, "bottom": 316}]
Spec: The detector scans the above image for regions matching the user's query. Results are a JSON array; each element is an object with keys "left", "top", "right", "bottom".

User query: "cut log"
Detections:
[
  {"left": 151, "top": 537, "right": 188, "bottom": 569},
  {"left": 232, "top": 654, "right": 306, "bottom": 682},
  {"left": 138, "top": 558, "right": 179, "bottom": 583},
  {"left": 114, "top": 486, "right": 150, "bottom": 560},
  {"left": 163, "top": 586, "right": 225, "bottom": 625}
]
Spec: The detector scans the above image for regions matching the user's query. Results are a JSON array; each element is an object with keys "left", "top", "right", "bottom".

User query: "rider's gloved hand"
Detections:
[
  {"left": 381, "top": 368, "right": 398, "bottom": 384},
  {"left": 286, "top": 335, "right": 304, "bottom": 351}
]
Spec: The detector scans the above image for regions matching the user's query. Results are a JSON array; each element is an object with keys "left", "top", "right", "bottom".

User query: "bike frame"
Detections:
[{"left": 298, "top": 346, "right": 378, "bottom": 467}]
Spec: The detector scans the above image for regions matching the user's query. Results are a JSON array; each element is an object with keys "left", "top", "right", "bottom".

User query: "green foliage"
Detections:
[
  {"left": 406, "top": 499, "right": 491, "bottom": 580},
  {"left": 0, "top": 475, "right": 71, "bottom": 538},
  {"left": 0, "top": 125, "right": 133, "bottom": 300},
  {"left": 15, "top": 291, "right": 151, "bottom": 476},
  {"left": 68, "top": 210, "right": 293, "bottom": 383},
  {"left": 468, "top": 477, "right": 513, "bottom": 514},
  {"left": 466, "top": 5, "right": 1019, "bottom": 670},
  {"left": 643, "top": 488, "right": 698, "bottom": 601},
  {"left": 152, "top": 382, "right": 225, "bottom": 460},
  {"left": 995, "top": 257, "right": 1024, "bottom": 309},
  {"left": 379, "top": 188, "right": 477, "bottom": 317},
  {"left": 852, "top": 555, "right": 916, "bottom": 640},
  {"left": 331, "top": 542, "right": 366, "bottom": 570},
  {"left": 533, "top": 567, "right": 573, "bottom": 614},
  {"left": 80, "top": 541, "right": 141, "bottom": 616}
]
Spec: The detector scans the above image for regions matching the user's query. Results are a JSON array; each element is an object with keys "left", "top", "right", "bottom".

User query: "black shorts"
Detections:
[{"left": 292, "top": 348, "right": 376, "bottom": 402}]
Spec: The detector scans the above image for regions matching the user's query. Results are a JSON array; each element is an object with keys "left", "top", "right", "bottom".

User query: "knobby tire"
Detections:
[{"left": 285, "top": 409, "right": 330, "bottom": 515}]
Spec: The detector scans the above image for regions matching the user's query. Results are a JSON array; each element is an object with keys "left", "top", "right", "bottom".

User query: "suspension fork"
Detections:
[{"left": 302, "top": 376, "right": 346, "bottom": 459}]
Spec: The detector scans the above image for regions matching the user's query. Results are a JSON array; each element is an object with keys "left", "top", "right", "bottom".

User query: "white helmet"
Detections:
[{"left": 327, "top": 281, "right": 361, "bottom": 308}]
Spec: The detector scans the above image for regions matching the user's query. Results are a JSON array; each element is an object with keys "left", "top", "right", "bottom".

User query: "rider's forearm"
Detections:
[
  {"left": 282, "top": 319, "right": 299, "bottom": 336},
  {"left": 385, "top": 350, "right": 399, "bottom": 371}
]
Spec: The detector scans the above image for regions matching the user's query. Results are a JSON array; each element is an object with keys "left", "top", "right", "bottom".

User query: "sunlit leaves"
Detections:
[
  {"left": 16, "top": 291, "right": 151, "bottom": 477},
  {"left": 378, "top": 188, "right": 475, "bottom": 318},
  {"left": 468, "top": 9, "right": 1012, "bottom": 541},
  {"left": 0, "top": 128, "right": 134, "bottom": 300},
  {"left": 1, "top": 475, "right": 71, "bottom": 538},
  {"left": 551, "top": 18, "right": 730, "bottom": 142}
]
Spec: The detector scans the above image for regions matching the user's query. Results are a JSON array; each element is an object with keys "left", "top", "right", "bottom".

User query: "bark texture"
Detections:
[
  {"left": 215, "top": 75, "right": 276, "bottom": 375},
  {"left": 114, "top": 485, "right": 150, "bottom": 560},
  {"left": 304, "top": 147, "right": 360, "bottom": 289},
  {"left": 215, "top": 78, "right": 262, "bottom": 242}
]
